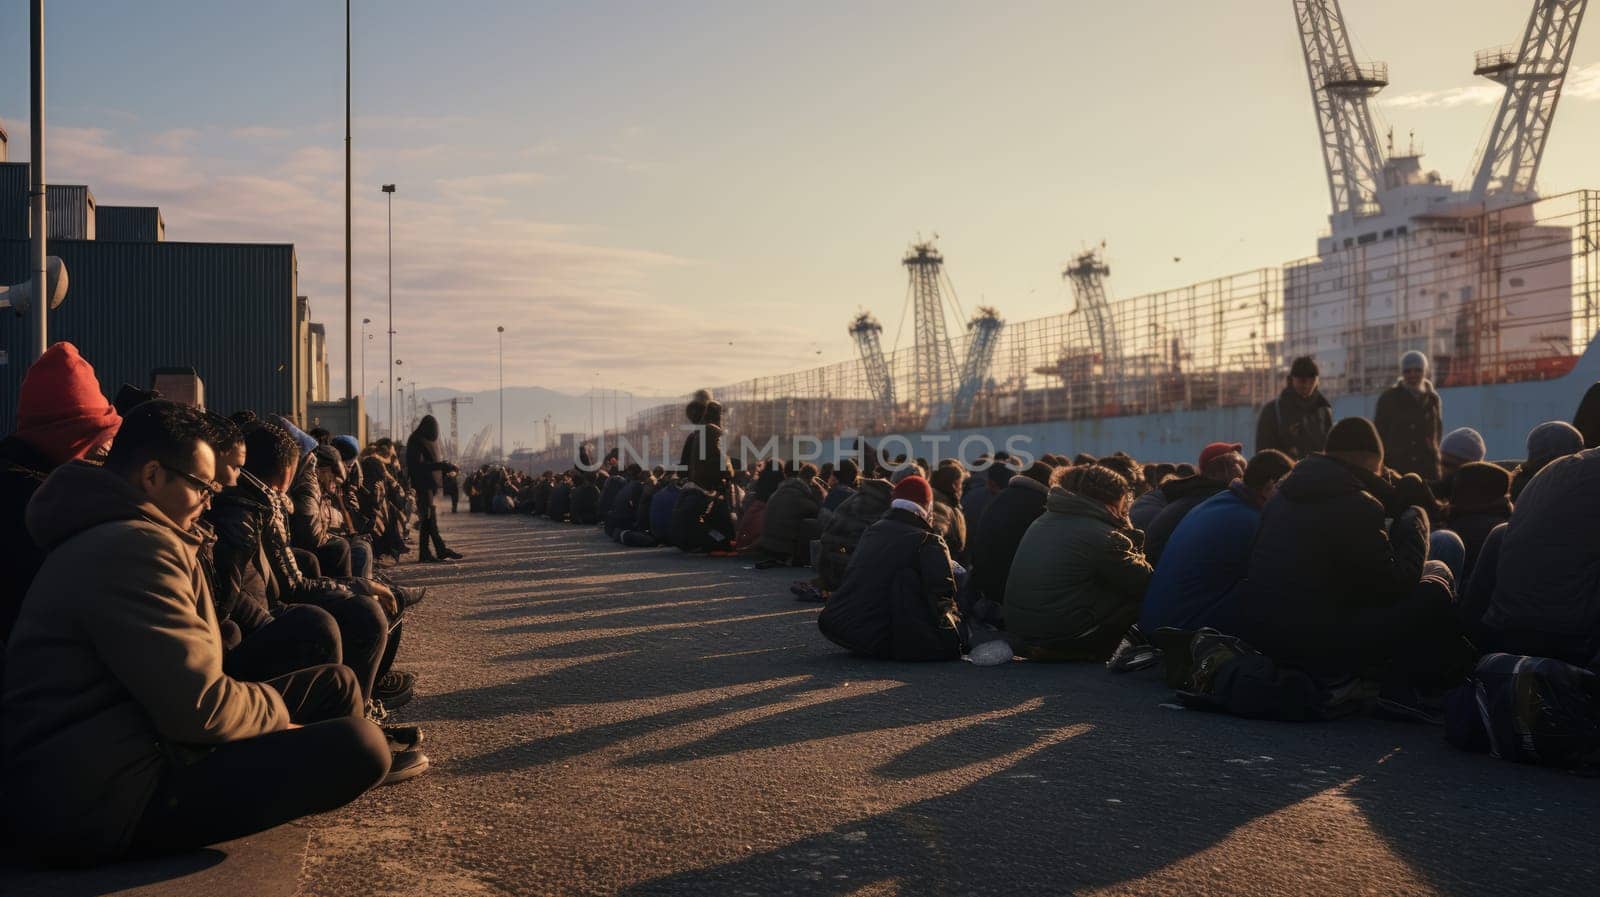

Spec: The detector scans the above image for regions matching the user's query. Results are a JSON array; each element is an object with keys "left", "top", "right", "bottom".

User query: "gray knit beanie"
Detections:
[
  {"left": 1441, "top": 427, "right": 1487, "bottom": 463},
  {"left": 1526, "top": 421, "right": 1583, "bottom": 466}
]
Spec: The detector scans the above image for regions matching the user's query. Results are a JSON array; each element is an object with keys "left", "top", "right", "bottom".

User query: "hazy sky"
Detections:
[{"left": 3, "top": 0, "right": 1597, "bottom": 398}]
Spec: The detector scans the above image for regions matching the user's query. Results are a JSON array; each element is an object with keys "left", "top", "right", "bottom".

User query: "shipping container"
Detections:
[
  {"left": 95, "top": 205, "right": 165, "bottom": 242},
  {"left": 0, "top": 238, "right": 301, "bottom": 430}
]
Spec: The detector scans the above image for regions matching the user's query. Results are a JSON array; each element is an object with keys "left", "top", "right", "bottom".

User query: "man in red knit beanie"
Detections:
[{"left": 1, "top": 342, "right": 123, "bottom": 646}]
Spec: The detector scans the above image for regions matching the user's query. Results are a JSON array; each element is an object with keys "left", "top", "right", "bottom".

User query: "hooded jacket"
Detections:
[
  {"left": 1485, "top": 448, "right": 1600, "bottom": 649},
  {"left": 1004, "top": 488, "right": 1153, "bottom": 649},
  {"left": 929, "top": 487, "right": 967, "bottom": 561},
  {"left": 406, "top": 415, "right": 449, "bottom": 494},
  {"left": 1374, "top": 382, "right": 1443, "bottom": 480},
  {"left": 969, "top": 475, "right": 1050, "bottom": 604},
  {"left": 1255, "top": 386, "right": 1333, "bottom": 460},
  {"left": 817, "top": 507, "right": 962, "bottom": 661},
  {"left": 3, "top": 462, "right": 288, "bottom": 861},
  {"left": 816, "top": 478, "right": 893, "bottom": 590},
  {"left": 1225, "top": 453, "right": 1429, "bottom": 674}
]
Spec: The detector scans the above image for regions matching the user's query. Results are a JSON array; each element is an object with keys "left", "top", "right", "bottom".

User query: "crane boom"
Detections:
[
  {"left": 1294, "top": 0, "right": 1389, "bottom": 222},
  {"left": 1469, "top": 0, "right": 1589, "bottom": 204}
]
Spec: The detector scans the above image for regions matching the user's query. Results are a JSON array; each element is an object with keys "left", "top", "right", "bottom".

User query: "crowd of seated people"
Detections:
[
  {"left": 504, "top": 361, "right": 1600, "bottom": 748},
  {"left": 0, "top": 343, "right": 449, "bottom": 865}
]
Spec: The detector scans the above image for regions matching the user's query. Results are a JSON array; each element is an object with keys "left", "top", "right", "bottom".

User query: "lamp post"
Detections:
[
  {"left": 497, "top": 325, "right": 505, "bottom": 461},
  {"left": 28, "top": 0, "right": 47, "bottom": 362},
  {"left": 395, "top": 358, "right": 404, "bottom": 435},
  {"left": 360, "top": 317, "right": 370, "bottom": 401},
  {"left": 382, "top": 184, "right": 396, "bottom": 439},
  {"left": 343, "top": 0, "right": 353, "bottom": 405}
]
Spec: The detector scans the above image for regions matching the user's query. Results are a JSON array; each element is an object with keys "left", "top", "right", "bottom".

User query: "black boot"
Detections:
[
  {"left": 417, "top": 517, "right": 438, "bottom": 563},
  {"left": 431, "top": 523, "right": 462, "bottom": 560}
]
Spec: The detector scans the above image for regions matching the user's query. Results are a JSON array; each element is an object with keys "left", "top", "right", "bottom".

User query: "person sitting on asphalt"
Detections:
[
  {"left": 928, "top": 462, "right": 968, "bottom": 563},
  {"left": 1, "top": 400, "right": 400, "bottom": 865},
  {"left": 756, "top": 463, "right": 824, "bottom": 566},
  {"left": 823, "top": 457, "right": 859, "bottom": 512},
  {"left": 1439, "top": 461, "right": 1512, "bottom": 581},
  {"left": 604, "top": 464, "right": 649, "bottom": 540},
  {"left": 569, "top": 471, "right": 602, "bottom": 524},
  {"left": 733, "top": 461, "right": 783, "bottom": 550},
  {"left": 233, "top": 421, "right": 421, "bottom": 717},
  {"left": 967, "top": 460, "right": 1053, "bottom": 609},
  {"left": 1255, "top": 355, "right": 1333, "bottom": 461},
  {"left": 1431, "top": 426, "right": 1486, "bottom": 502},
  {"left": 1224, "top": 417, "right": 1471, "bottom": 705},
  {"left": 0, "top": 342, "right": 122, "bottom": 649},
  {"left": 1374, "top": 350, "right": 1443, "bottom": 480},
  {"left": 814, "top": 472, "right": 894, "bottom": 592},
  {"left": 1138, "top": 449, "right": 1294, "bottom": 635},
  {"left": 961, "top": 457, "right": 1011, "bottom": 538},
  {"left": 1004, "top": 464, "right": 1154, "bottom": 662},
  {"left": 1481, "top": 446, "right": 1600, "bottom": 666},
  {"left": 1141, "top": 442, "right": 1247, "bottom": 565},
  {"left": 1510, "top": 420, "right": 1584, "bottom": 501},
  {"left": 816, "top": 475, "right": 964, "bottom": 661}
]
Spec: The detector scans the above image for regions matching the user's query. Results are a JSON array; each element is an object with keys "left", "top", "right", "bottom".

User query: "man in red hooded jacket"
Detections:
[{"left": 0, "top": 342, "right": 122, "bottom": 646}]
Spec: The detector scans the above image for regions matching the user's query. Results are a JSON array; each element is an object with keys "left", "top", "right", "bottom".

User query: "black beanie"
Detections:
[
  {"left": 1325, "top": 417, "right": 1384, "bottom": 462},
  {"left": 1289, "top": 355, "right": 1320, "bottom": 379}
]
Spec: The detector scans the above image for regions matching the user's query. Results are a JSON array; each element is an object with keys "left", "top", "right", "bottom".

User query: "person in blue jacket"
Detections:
[{"left": 1139, "top": 449, "right": 1294, "bottom": 634}]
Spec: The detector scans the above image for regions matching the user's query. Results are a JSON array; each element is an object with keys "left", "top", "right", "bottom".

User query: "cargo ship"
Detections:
[{"left": 583, "top": 0, "right": 1598, "bottom": 468}]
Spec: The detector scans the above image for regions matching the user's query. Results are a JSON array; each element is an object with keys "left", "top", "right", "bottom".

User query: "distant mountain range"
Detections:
[{"left": 369, "top": 385, "right": 681, "bottom": 455}]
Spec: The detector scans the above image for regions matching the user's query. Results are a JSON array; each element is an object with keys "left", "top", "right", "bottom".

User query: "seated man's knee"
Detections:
[{"left": 280, "top": 604, "right": 343, "bottom": 665}]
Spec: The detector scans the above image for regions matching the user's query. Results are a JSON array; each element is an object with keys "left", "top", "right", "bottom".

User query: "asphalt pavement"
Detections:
[{"left": 6, "top": 511, "right": 1597, "bottom": 896}]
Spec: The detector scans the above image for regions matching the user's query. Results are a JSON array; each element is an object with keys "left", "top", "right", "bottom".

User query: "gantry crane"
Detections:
[{"left": 427, "top": 395, "right": 475, "bottom": 457}]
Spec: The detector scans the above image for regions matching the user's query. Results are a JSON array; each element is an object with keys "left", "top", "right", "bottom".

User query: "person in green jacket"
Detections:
[{"left": 1004, "top": 464, "right": 1154, "bottom": 661}]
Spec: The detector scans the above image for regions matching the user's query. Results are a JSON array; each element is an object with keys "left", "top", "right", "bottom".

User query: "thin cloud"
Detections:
[
  {"left": 434, "top": 171, "right": 548, "bottom": 193},
  {"left": 230, "top": 125, "right": 293, "bottom": 140},
  {"left": 1383, "top": 61, "right": 1600, "bottom": 110}
]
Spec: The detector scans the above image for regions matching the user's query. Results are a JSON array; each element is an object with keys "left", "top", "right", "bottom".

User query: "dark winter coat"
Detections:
[
  {"left": 682, "top": 424, "right": 727, "bottom": 493},
  {"left": 1255, "top": 386, "right": 1333, "bottom": 460},
  {"left": 1374, "top": 383, "right": 1443, "bottom": 480},
  {"left": 757, "top": 477, "right": 823, "bottom": 560},
  {"left": 1142, "top": 474, "right": 1229, "bottom": 565},
  {"left": 597, "top": 473, "right": 626, "bottom": 523},
  {"left": 1140, "top": 484, "right": 1263, "bottom": 633},
  {"left": 969, "top": 475, "right": 1050, "bottom": 604},
  {"left": 817, "top": 508, "right": 962, "bottom": 661},
  {"left": 570, "top": 482, "right": 602, "bottom": 524},
  {"left": 1225, "top": 453, "right": 1429, "bottom": 674},
  {"left": 605, "top": 480, "right": 645, "bottom": 536},
  {"left": 546, "top": 483, "right": 572, "bottom": 522},
  {"left": 288, "top": 454, "right": 333, "bottom": 551},
  {"left": 816, "top": 478, "right": 892, "bottom": 591},
  {"left": 3, "top": 462, "right": 288, "bottom": 861},
  {"left": 406, "top": 415, "right": 450, "bottom": 495},
  {"left": 960, "top": 482, "right": 995, "bottom": 538},
  {"left": 649, "top": 483, "right": 681, "bottom": 544},
  {"left": 669, "top": 485, "right": 734, "bottom": 553},
  {"left": 0, "top": 435, "right": 53, "bottom": 646},
  {"left": 929, "top": 488, "right": 967, "bottom": 561},
  {"left": 822, "top": 484, "right": 856, "bottom": 513},
  {"left": 1004, "top": 488, "right": 1153, "bottom": 650},
  {"left": 1485, "top": 448, "right": 1600, "bottom": 653},
  {"left": 1443, "top": 499, "right": 1512, "bottom": 581}
]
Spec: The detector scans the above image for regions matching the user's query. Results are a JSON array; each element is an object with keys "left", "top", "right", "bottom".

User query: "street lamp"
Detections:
[
  {"left": 382, "top": 184, "right": 396, "bottom": 439},
  {"left": 497, "top": 325, "right": 505, "bottom": 461},
  {"left": 360, "top": 317, "right": 371, "bottom": 405}
]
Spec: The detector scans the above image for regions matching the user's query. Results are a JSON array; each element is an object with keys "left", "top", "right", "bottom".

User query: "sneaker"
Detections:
[
  {"left": 374, "top": 670, "right": 415, "bottom": 709},
  {"left": 383, "top": 724, "right": 425, "bottom": 752},
  {"left": 440, "top": 549, "right": 464, "bottom": 560},
  {"left": 1106, "top": 637, "right": 1163, "bottom": 674},
  {"left": 383, "top": 748, "right": 430, "bottom": 785},
  {"left": 364, "top": 698, "right": 389, "bottom": 723},
  {"left": 792, "top": 584, "right": 825, "bottom": 603}
]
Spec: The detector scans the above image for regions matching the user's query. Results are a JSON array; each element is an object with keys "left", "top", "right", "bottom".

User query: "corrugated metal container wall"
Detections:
[
  {"left": 46, "top": 184, "right": 94, "bottom": 240},
  {"left": 0, "top": 239, "right": 300, "bottom": 430},
  {"left": 95, "top": 205, "right": 165, "bottom": 242},
  {"left": 0, "top": 163, "right": 26, "bottom": 239}
]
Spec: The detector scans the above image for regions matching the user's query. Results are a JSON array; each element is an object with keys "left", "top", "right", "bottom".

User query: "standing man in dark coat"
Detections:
[
  {"left": 1255, "top": 355, "right": 1333, "bottom": 461},
  {"left": 1373, "top": 350, "right": 1442, "bottom": 480},
  {"left": 406, "top": 415, "right": 462, "bottom": 562},
  {"left": 968, "top": 461, "right": 1053, "bottom": 607}
]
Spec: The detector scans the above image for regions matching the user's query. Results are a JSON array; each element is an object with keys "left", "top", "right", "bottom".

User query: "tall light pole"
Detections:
[
  {"left": 343, "top": 0, "right": 353, "bottom": 406},
  {"left": 360, "top": 317, "right": 370, "bottom": 402},
  {"left": 28, "top": 0, "right": 47, "bottom": 362},
  {"left": 497, "top": 325, "right": 506, "bottom": 461},
  {"left": 394, "top": 358, "right": 404, "bottom": 435},
  {"left": 382, "top": 184, "right": 396, "bottom": 439}
]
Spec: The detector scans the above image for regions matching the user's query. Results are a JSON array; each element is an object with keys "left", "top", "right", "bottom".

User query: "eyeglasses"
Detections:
[{"left": 161, "top": 462, "right": 223, "bottom": 499}]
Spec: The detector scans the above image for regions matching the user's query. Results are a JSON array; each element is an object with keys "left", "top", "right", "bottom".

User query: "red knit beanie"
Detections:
[
  {"left": 15, "top": 342, "right": 122, "bottom": 466},
  {"left": 890, "top": 474, "right": 933, "bottom": 510}
]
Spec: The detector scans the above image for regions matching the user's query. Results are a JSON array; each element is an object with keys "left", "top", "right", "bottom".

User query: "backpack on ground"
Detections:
[
  {"left": 1444, "top": 653, "right": 1600, "bottom": 769},
  {"left": 1163, "top": 628, "right": 1376, "bottom": 722}
]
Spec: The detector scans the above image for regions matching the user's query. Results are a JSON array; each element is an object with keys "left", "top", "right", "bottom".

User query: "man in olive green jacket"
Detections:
[
  {"left": 1004, "top": 465, "right": 1154, "bottom": 661},
  {"left": 2, "top": 401, "right": 390, "bottom": 864}
]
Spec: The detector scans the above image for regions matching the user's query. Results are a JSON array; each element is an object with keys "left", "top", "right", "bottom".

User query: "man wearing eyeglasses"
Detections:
[{"left": 2, "top": 400, "right": 391, "bottom": 863}]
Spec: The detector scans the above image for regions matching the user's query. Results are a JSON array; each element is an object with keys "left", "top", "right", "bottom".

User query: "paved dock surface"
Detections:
[{"left": 6, "top": 512, "right": 1598, "bottom": 896}]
